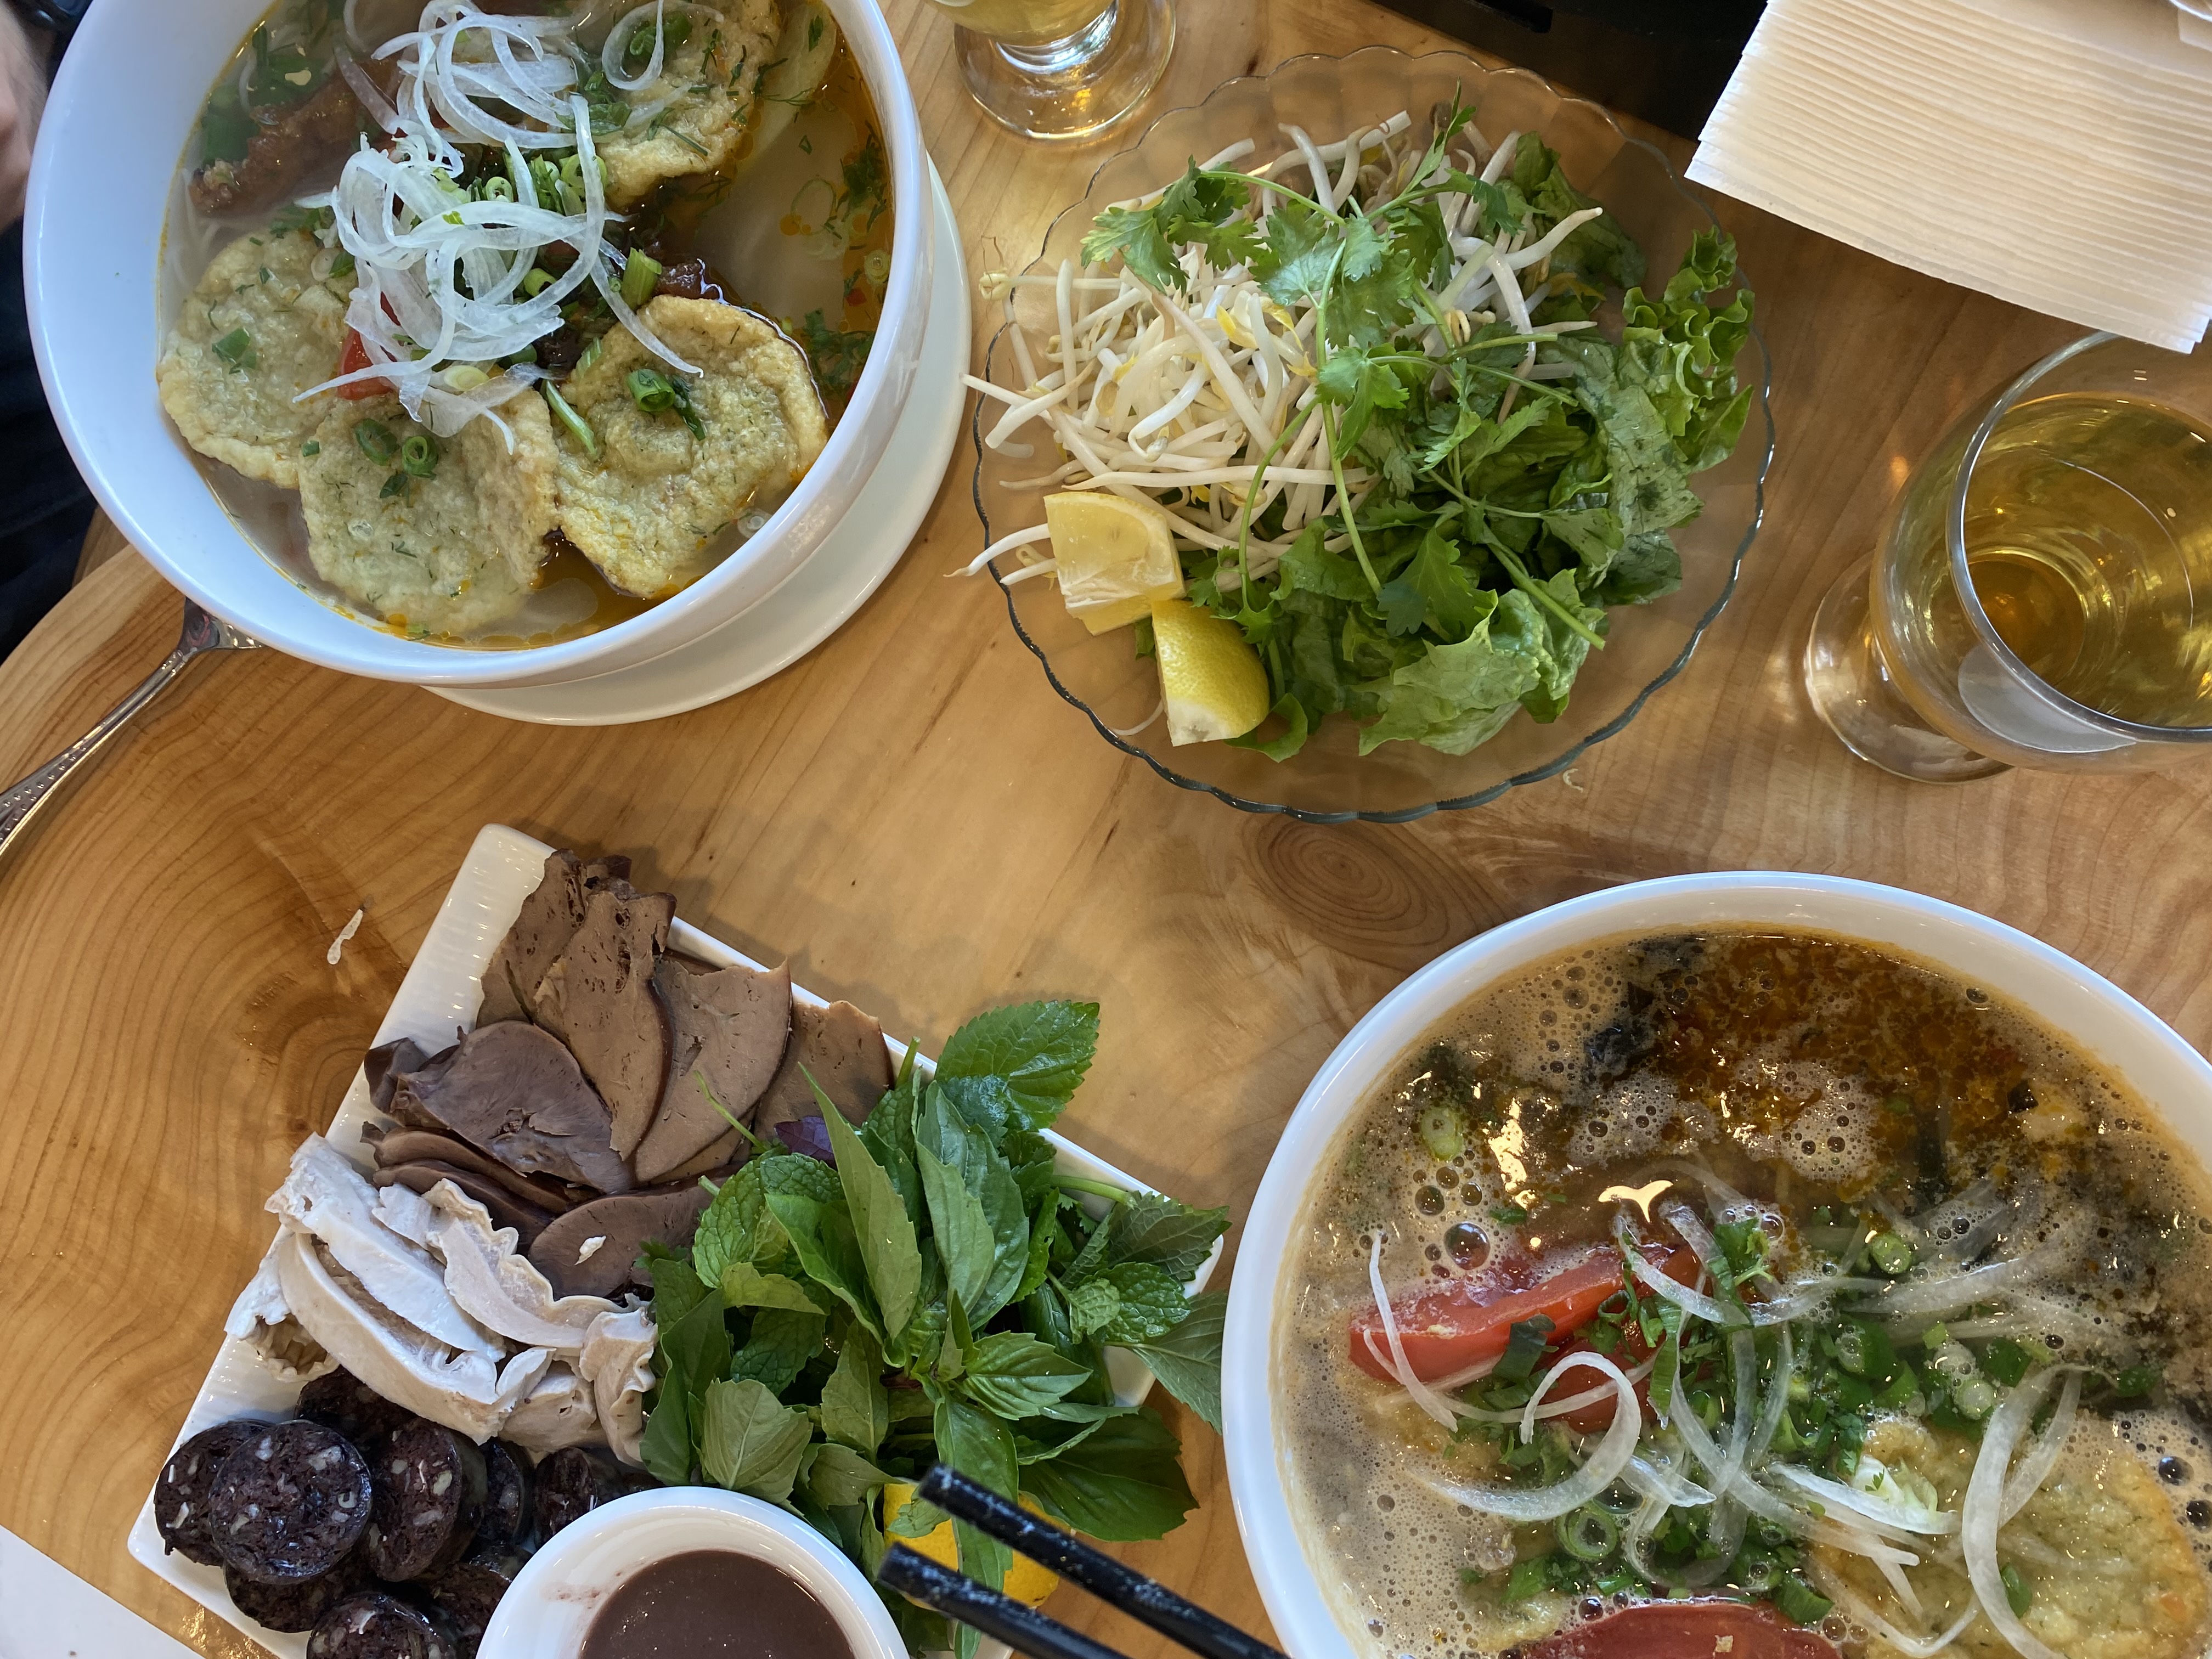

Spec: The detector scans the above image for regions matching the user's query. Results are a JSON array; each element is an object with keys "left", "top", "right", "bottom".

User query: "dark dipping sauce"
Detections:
[{"left": 578, "top": 1550, "right": 855, "bottom": 1659}]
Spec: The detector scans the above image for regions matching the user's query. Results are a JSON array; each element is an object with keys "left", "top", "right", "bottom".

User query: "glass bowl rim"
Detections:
[{"left": 969, "top": 42, "right": 1779, "bottom": 825}]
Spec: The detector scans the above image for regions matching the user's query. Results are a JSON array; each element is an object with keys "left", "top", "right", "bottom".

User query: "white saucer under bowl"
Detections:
[{"left": 435, "top": 162, "right": 970, "bottom": 726}]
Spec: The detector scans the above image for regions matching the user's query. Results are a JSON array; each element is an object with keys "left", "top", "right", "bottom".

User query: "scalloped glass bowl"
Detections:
[{"left": 972, "top": 48, "right": 1776, "bottom": 822}]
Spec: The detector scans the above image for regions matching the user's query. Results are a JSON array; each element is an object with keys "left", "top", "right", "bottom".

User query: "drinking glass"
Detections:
[
  {"left": 1803, "top": 331, "right": 2212, "bottom": 780},
  {"left": 926, "top": 0, "right": 1173, "bottom": 142}
]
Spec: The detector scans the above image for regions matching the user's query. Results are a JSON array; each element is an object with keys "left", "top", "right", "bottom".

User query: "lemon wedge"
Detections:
[
  {"left": 881, "top": 1482, "right": 1061, "bottom": 1607},
  {"left": 1152, "top": 599, "right": 1271, "bottom": 745},
  {"left": 1043, "top": 492, "right": 1185, "bottom": 634}
]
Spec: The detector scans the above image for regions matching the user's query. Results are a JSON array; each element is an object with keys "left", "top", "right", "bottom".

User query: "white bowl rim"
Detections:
[
  {"left": 24, "top": 0, "right": 930, "bottom": 687},
  {"left": 477, "top": 1485, "right": 907, "bottom": 1659},
  {"left": 1221, "top": 871, "right": 2212, "bottom": 1659}
]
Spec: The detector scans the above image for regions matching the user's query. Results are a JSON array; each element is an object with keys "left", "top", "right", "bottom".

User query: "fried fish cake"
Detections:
[
  {"left": 550, "top": 296, "right": 827, "bottom": 598},
  {"left": 596, "top": 0, "right": 778, "bottom": 209},
  {"left": 156, "top": 222, "right": 356, "bottom": 489},
  {"left": 1813, "top": 1417, "right": 2211, "bottom": 1659},
  {"left": 299, "top": 394, "right": 558, "bottom": 637}
]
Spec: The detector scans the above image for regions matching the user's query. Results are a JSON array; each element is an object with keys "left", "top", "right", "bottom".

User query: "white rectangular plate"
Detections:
[{"left": 128, "top": 822, "right": 1221, "bottom": 1658}]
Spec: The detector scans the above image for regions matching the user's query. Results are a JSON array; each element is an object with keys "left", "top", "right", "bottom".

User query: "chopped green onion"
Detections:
[
  {"left": 1882, "top": 1093, "right": 1914, "bottom": 1115},
  {"left": 1868, "top": 1232, "right": 1914, "bottom": 1276},
  {"left": 542, "top": 383, "right": 599, "bottom": 458},
  {"left": 1556, "top": 1506, "right": 1618, "bottom": 1562},
  {"left": 300, "top": 440, "right": 321, "bottom": 458},
  {"left": 1982, "top": 1338, "right": 2033, "bottom": 1387},
  {"left": 211, "top": 327, "right": 257, "bottom": 370},
  {"left": 1774, "top": 1574, "right": 1832, "bottom": 1626},
  {"left": 329, "top": 250, "right": 356, "bottom": 279},
  {"left": 667, "top": 14, "right": 692, "bottom": 46},
  {"left": 1491, "top": 1203, "right": 1529, "bottom": 1226},
  {"left": 620, "top": 249, "right": 664, "bottom": 309},
  {"left": 1417, "top": 1103, "right": 1464, "bottom": 1162},
  {"left": 1835, "top": 1321, "right": 1895, "bottom": 1379},
  {"left": 1922, "top": 1322, "right": 1951, "bottom": 1349},
  {"left": 2001, "top": 1562, "right": 2033, "bottom": 1616},
  {"left": 522, "top": 267, "right": 554, "bottom": 297},
  {"left": 627, "top": 367, "right": 678, "bottom": 413},
  {"left": 1493, "top": 1314, "right": 1555, "bottom": 1384},
  {"left": 2114, "top": 1364, "right": 2162, "bottom": 1398},
  {"left": 577, "top": 335, "right": 606, "bottom": 376},
  {"left": 863, "top": 247, "right": 890, "bottom": 286},
  {"left": 1953, "top": 1376, "right": 1999, "bottom": 1419},
  {"left": 399, "top": 433, "right": 441, "bottom": 479},
  {"left": 479, "top": 175, "right": 515, "bottom": 202},
  {"left": 354, "top": 418, "right": 397, "bottom": 465},
  {"left": 379, "top": 472, "right": 410, "bottom": 499}
]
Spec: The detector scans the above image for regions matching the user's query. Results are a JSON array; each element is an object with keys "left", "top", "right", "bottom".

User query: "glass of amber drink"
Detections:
[
  {"left": 927, "top": 0, "right": 1174, "bottom": 142},
  {"left": 1804, "top": 331, "right": 2212, "bottom": 780}
]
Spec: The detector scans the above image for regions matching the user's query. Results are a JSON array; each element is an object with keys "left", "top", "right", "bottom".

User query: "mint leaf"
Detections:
[
  {"left": 933, "top": 1001, "right": 1099, "bottom": 1135},
  {"left": 1105, "top": 1192, "right": 1229, "bottom": 1283},
  {"left": 1097, "top": 1262, "right": 1190, "bottom": 1345},
  {"left": 700, "top": 1377, "right": 814, "bottom": 1502},
  {"left": 730, "top": 1306, "right": 825, "bottom": 1393},
  {"left": 693, "top": 1159, "right": 786, "bottom": 1286},
  {"left": 1127, "top": 1290, "right": 1226, "bottom": 1432},
  {"left": 1020, "top": 1409, "right": 1196, "bottom": 1541},
  {"left": 819, "top": 1082, "right": 922, "bottom": 1339},
  {"left": 1065, "top": 1278, "right": 1120, "bottom": 1338},
  {"left": 820, "top": 1327, "right": 889, "bottom": 1455}
]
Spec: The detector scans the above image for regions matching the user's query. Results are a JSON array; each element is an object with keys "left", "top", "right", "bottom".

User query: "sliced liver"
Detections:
[
  {"left": 386, "top": 1023, "right": 631, "bottom": 1194},
  {"left": 530, "top": 887, "right": 674, "bottom": 1160},
  {"left": 360, "top": 1125, "right": 586, "bottom": 1215},
  {"left": 526, "top": 1184, "right": 714, "bottom": 1299},
  {"left": 476, "top": 851, "right": 631, "bottom": 1027},
  {"left": 753, "top": 1000, "right": 894, "bottom": 1135},
  {"left": 631, "top": 956, "right": 792, "bottom": 1183}
]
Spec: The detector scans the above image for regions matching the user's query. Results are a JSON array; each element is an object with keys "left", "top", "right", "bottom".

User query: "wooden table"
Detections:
[{"left": 2, "top": 2, "right": 2200, "bottom": 1654}]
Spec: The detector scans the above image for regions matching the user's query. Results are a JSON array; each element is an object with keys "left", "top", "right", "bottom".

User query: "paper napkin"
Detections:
[{"left": 1688, "top": 0, "right": 2212, "bottom": 351}]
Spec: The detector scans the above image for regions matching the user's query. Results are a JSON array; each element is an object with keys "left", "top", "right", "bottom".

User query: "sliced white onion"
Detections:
[
  {"left": 601, "top": 0, "right": 667, "bottom": 91},
  {"left": 1858, "top": 1246, "right": 2062, "bottom": 1323},
  {"left": 1448, "top": 1352, "right": 1657, "bottom": 1427},
  {"left": 1820, "top": 1570, "right": 1978, "bottom": 1659},
  {"left": 1962, "top": 1367, "right": 2069, "bottom": 1659},
  {"left": 1418, "top": 1350, "right": 1642, "bottom": 1523},
  {"left": 2002, "top": 1368, "right": 2083, "bottom": 1522},
  {"left": 1750, "top": 1325, "right": 1793, "bottom": 1464},
  {"left": 573, "top": 98, "right": 698, "bottom": 376},
  {"left": 1363, "top": 1231, "right": 1460, "bottom": 1430},
  {"left": 335, "top": 47, "right": 401, "bottom": 132},
  {"left": 1752, "top": 1274, "right": 1891, "bottom": 1322},
  {"left": 1769, "top": 1463, "right": 1958, "bottom": 1536},
  {"left": 1625, "top": 1235, "right": 1746, "bottom": 1328},
  {"left": 1623, "top": 1451, "right": 1712, "bottom": 1509},
  {"left": 1517, "top": 1351, "right": 1652, "bottom": 1443}
]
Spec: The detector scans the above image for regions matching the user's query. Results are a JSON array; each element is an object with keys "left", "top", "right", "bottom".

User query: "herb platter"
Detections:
[{"left": 127, "top": 822, "right": 1221, "bottom": 1659}]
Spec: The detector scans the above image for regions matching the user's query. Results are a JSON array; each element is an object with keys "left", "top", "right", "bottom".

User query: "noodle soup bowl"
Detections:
[
  {"left": 25, "top": 0, "right": 931, "bottom": 690},
  {"left": 1222, "top": 872, "right": 2212, "bottom": 1658}
]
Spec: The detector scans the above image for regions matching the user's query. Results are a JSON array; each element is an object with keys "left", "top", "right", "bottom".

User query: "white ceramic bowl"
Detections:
[
  {"left": 477, "top": 1487, "right": 907, "bottom": 1659},
  {"left": 24, "top": 0, "right": 931, "bottom": 690},
  {"left": 1221, "top": 872, "right": 2212, "bottom": 1659}
]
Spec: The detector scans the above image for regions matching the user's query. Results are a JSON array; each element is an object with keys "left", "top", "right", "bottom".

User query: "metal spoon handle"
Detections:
[{"left": 0, "top": 603, "right": 246, "bottom": 863}]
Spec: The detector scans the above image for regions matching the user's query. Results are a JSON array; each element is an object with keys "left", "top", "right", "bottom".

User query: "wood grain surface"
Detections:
[{"left": 2, "top": 2, "right": 2202, "bottom": 1654}]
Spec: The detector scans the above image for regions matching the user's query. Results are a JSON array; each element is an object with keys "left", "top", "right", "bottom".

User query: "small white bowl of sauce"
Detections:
[{"left": 478, "top": 1487, "right": 906, "bottom": 1659}]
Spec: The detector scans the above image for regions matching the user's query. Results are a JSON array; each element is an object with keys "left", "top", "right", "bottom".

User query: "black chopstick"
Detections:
[
  {"left": 878, "top": 1545, "right": 1135, "bottom": 1659},
  {"left": 915, "top": 1466, "right": 1288, "bottom": 1659}
]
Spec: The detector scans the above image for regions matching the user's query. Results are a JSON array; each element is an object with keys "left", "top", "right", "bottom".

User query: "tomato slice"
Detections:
[
  {"left": 1519, "top": 1601, "right": 1839, "bottom": 1659},
  {"left": 335, "top": 327, "right": 393, "bottom": 399},
  {"left": 1348, "top": 1241, "right": 1690, "bottom": 1385}
]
